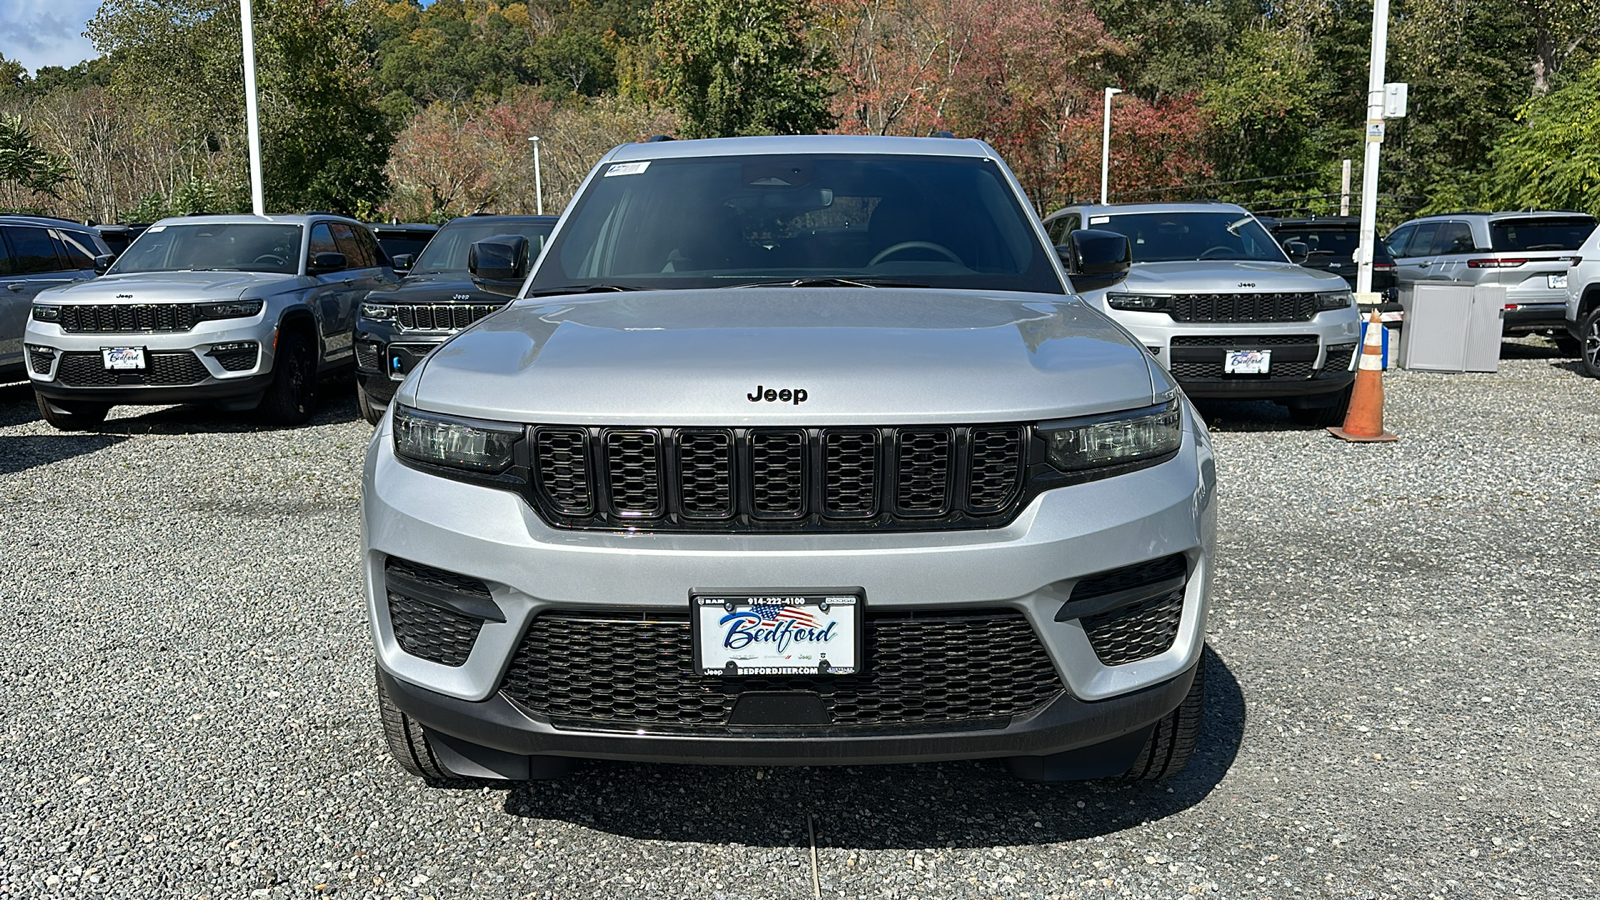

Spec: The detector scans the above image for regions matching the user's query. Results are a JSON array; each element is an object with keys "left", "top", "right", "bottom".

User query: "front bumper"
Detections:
[
  {"left": 1110, "top": 308, "right": 1361, "bottom": 401},
  {"left": 26, "top": 314, "right": 278, "bottom": 405},
  {"left": 354, "top": 322, "right": 450, "bottom": 407},
  {"left": 362, "top": 407, "right": 1217, "bottom": 766}
]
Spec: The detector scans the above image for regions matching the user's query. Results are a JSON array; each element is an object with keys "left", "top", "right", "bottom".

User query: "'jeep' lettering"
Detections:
[{"left": 746, "top": 384, "right": 808, "bottom": 405}]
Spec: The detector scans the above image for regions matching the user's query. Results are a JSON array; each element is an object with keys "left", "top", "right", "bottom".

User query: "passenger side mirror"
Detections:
[
  {"left": 391, "top": 253, "right": 413, "bottom": 273},
  {"left": 310, "top": 251, "right": 347, "bottom": 274},
  {"left": 1057, "top": 229, "right": 1131, "bottom": 293},
  {"left": 468, "top": 235, "right": 530, "bottom": 295},
  {"left": 1281, "top": 239, "right": 1310, "bottom": 265},
  {"left": 93, "top": 254, "right": 115, "bottom": 275}
]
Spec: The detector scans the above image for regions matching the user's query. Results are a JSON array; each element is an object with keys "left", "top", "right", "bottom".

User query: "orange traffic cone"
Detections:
[{"left": 1328, "top": 311, "right": 1397, "bottom": 442}]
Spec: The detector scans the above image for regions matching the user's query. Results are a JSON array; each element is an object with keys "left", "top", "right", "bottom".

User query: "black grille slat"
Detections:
[
  {"left": 823, "top": 430, "right": 878, "bottom": 517},
  {"left": 1169, "top": 292, "right": 1318, "bottom": 323},
  {"left": 1169, "top": 334, "right": 1318, "bottom": 347},
  {"left": 895, "top": 429, "right": 953, "bottom": 515},
  {"left": 55, "top": 351, "right": 209, "bottom": 386},
  {"left": 606, "top": 431, "right": 662, "bottom": 516},
  {"left": 388, "top": 303, "right": 501, "bottom": 332},
  {"left": 499, "top": 611, "right": 1063, "bottom": 728},
  {"left": 1169, "top": 360, "right": 1316, "bottom": 380},
  {"left": 967, "top": 427, "right": 1024, "bottom": 513},
  {"left": 749, "top": 430, "right": 806, "bottom": 517},
  {"left": 678, "top": 430, "right": 733, "bottom": 518},
  {"left": 59, "top": 304, "right": 197, "bottom": 333},
  {"left": 535, "top": 428, "right": 593, "bottom": 515}
]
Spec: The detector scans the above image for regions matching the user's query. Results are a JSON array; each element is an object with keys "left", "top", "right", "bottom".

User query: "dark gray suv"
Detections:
[{"left": 1, "top": 216, "right": 113, "bottom": 382}]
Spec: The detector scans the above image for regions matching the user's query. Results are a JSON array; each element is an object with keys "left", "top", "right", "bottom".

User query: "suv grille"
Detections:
[
  {"left": 55, "top": 351, "right": 209, "bottom": 386},
  {"left": 383, "top": 558, "right": 494, "bottom": 667},
  {"left": 27, "top": 346, "right": 54, "bottom": 375},
  {"left": 1169, "top": 292, "right": 1318, "bottom": 323},
  {"left": 393, "top": 303, "right": 501, "bottom": 332},
  {"left": 499, "top": 610, "right": 1063, "bottom": 729},
  {"left": 530, "top": 425, "right": 1027, "bottom": 532},
  {"left": 59, "top": 304, "right": 197, "bottom": 333},
  {"left": 1071, "top": 555, "right": 1187, "bottom": 666},
  {"left": 1167, "top": 334, "right": 1320, "bottom": 382}
]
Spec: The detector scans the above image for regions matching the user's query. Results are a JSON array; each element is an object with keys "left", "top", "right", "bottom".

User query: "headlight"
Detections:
[
  {"left": 393, "top": 405, "right": 521, "bottom": 473},
  {"left": 360, "top": 303, "right": 396, "bottom": 321},
  {"left": 1315, "top": 290, "right": 1354, "bottom": 311},
  {"left": 1038, "top": 400, "right": 1181, "bottom": 471},
  {"left": 31, "top": 305, "right": 60, "bottom": 322},
  {"left": 196, "top": 299, "right": 264, "bottom": 320},
  {"left": 1105, "top": 292, "right": 1172, "bottom": 312}
]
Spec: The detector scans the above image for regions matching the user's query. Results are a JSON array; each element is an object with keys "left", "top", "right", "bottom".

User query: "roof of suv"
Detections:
[
  {"left": 1403, "top": 210, "right": 1594, "bottom": 223},
  {"left": 0, "top": 214, "right": 97, "bottom": 229},
  {"left": 602, "top": 134, "right": 997, "bottom": 163},
  {"left": 149, "top": 213, "right": 366, "bottom": 228},
  {"left": 1044, "top": 202, "right": 1251, "bottom": 219}
]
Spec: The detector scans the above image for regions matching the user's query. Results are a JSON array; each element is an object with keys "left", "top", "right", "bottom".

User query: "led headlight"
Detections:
[
  {"left": 31, "top": 305, "right": 61, "bottom": 322},
  {"left": 393, "top": 405, "right": 520, "bottom": 473},
  {"left": 1106, "top": 292, "right": 1172, "bottom": 312},
  {"left": 196, "top": 299, "right": 265, "bottom": 320},
  {"left": 1315, "top": 290, "right": 1355, "bottom": 311},
  {"left": 360, "top": 303, "right": 396, "bottom": 321},
  {"left": 1038, "top": 400, "right": 1181, "bottom": 471}
]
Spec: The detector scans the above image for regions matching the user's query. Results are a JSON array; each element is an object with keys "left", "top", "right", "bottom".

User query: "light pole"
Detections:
[
  {"left": 527, "top": 136, "right": 543, "bottom": 215},
  {"left": 1355, "top": 0, "right": 1391, "bottom": 301},
  {"left": 240, "top": 0, "right": 264, "bottom": 215},
  {"left": 1100, "top": 87, "right": 1123, "bottom": 205}
]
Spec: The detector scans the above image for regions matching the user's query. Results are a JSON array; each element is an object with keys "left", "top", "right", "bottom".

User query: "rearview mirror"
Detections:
[
  {"left": 468, "top": 235, "right": 530, "bottom": 295},
  {"left": 1282, "top": 239, "right": 1310, "bottom": 265},
  {"left": 1057, "top": 229, "right": 1131, "bottom": 293}
]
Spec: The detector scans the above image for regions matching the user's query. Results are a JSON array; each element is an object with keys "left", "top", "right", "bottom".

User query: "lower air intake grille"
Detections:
[
  {"left": 54, "top": 351, "right": 209, "bottom": 387},
  {"left": 1072, "top": 555, "right": 1188, "bottom": 666},
  {"left": 383, "top": 558, "right": 493, "bottom": 667},
  {"left": 27, "top": 346, "right": 54, "bottom": 375},
  {"left": 499, "top": 610, "right": 1064, "bottom": 729},
  {"left": 1320, "top": 343, "right": 1357, "bottom": 375},
  {"left": 212, "top": 344, "right": 258, "bottom": 372}
]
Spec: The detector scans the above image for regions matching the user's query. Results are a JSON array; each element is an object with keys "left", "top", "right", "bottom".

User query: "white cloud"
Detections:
[{"left": 0, "top": 0, "right": 102, "bottom": 73}]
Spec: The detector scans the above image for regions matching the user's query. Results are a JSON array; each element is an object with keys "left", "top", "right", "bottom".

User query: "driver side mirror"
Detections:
[
  {"left": 309, "top": 251, "right": 347, "bottom": 274},
  {"left": 1057, "top": 229, "right": 1131, "bottom": 293},
  {"left": 468, "top": 235, "right": 530, "bottom": 296},
  {"left": 93, "top": 254, "right": 115, "bottom": 275},
  {"left": 1281, "top": 239, "right": 1310, "bottom": 265},
  {"left": 390, "top": 253, "right": 413, "bottom": 273}
]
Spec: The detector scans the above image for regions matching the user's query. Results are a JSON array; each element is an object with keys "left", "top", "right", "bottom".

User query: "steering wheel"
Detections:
[
  {"left": 1199, "top": 246, "right": 1235, "bottom": 260},
  {"left": 869, "top": 241, "right": 963, "bottom": 266},
  {"left": 252, "top": 254, "right": 288, "bottom": 267}
]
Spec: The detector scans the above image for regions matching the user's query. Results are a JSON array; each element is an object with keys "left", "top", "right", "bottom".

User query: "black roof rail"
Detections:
[
  {"left": 928, "top": 130, "right": 957, "bottom": 138},
  {"left": 644, "top": 134, "right": 675, "bottom": 142}
]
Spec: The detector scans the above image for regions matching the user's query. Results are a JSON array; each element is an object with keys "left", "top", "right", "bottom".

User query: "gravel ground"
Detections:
[{"left": 1, "top": 336, "right": 1597, "bottom": 900}]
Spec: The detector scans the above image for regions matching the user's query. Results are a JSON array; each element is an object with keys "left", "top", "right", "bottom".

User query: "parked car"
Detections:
[
  {"left": 93, "top": 223, "right": 152, "bottom": 258},
  {"left": 1042, "top": 202, "right": 1362, "bottom": 426},
  {"left": 1385, "top": 210, "right": 1596, "bottom": 343},
  {"left": 364, "top": 134, "right": 1216, "bottom": 785},
  {"left": 369, "top": 222, "right": 439, "bottom": 271},
  {"left": 0, "top": 216, "right": 114, "bottom": 383},
  {"left": 354, "top": 215, "right": 558, "bottom": 424},
  {"left": 26, "top": 214, "right": 396, "bottom": 429},
  {"left": 1258, "top": 215, "right": 1401, "bottom": 323},
  {"left": 1565, "top": 226, "right": 1600, "bottom": 376}
]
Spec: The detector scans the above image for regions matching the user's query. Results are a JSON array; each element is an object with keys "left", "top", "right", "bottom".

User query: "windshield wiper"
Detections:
[
  {"left": 525, "top": 284, "right": 642, "bottom": 297},
  {"left": 732, "top": 277, "right": 929, "bottom": 289}
]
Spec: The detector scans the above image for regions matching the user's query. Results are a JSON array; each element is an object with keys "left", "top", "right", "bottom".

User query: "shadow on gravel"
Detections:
[
  {"left": 1190, "top": 398, "right": 1310, "bottom": 434},
  {"left": 0, "top": 432, "right": 129, "bottom": 474},
  {"left": 97, "top": 383, "right": 361, "bottom": 435},
  {"left": 0, "top": 381, "right": 40, "bottom": 427},
  {"left": 493, "top": 645, "right": 1246, "bottom": 849}
]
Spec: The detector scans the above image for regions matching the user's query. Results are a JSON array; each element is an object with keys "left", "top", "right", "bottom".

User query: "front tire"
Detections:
[
  {"left": 257, "top": 330, "right": 317, "bottom": 425},
  {"left": 1288, "top": 385, "right": 1353, "bottom": 428},
  {"left": 357, "top": 381, "right": 385, "bottom": 426},
  {"left": 34, "top": 393, "right": 110, "bottom": 431},
  {"left": 1123, "top": 656, "right": 1205, "bottom": 781},
  {"left": 376, "top": 667, "right": 458, "bottom": 780},
  {"left": 1581, "top": 307, "right": 1600, "bottom": 378}
]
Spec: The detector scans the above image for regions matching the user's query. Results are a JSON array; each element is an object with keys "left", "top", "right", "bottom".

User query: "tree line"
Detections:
[{"left": 0, "top": 0, "right": 1595, "bottom": 227}]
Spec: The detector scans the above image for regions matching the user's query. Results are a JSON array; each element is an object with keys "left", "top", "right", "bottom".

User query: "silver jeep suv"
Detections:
[
  {"left": 1043, "top": 203, "right": 1362, "bottom": 426},
  {"left": 364, "top": 135, "right": 1217, "bottom": 783},
  {"left": 26, "top": 214, "right": 396, "bottom": 429}
]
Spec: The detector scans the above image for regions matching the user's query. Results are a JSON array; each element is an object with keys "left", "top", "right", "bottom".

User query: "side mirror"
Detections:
[
  {"left": 310, "top": 251, "right": 347, "bottom": 274},
  {"left": 93, "top": 254, "right": 115, "bottom": 275},
  {"left": 468, "top": 235, "right": 530, "bottom": 293},
  {"left": 1281, "top": 239, "right": 1310, "bottom": 265},
  {"left": 391, "top": 253, "right": 413, "bottom": 273},
  {"left": 1057, "top": 228, "right": 1131, "bottom": 293}
]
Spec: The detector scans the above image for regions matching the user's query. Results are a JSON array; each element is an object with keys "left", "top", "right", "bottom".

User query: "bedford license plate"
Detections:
[
  {"left": 101, "top": 347, "right": 146, "bottom": 370},
  {"left": 1224, "top": 349, "right": 1271, "bottom": 374},
  {"left": 692, "top": 591, "right": 861, "bottom": 676},
  {"left": 1549, "top": 274, "right": 1568, "bottom": 289}
]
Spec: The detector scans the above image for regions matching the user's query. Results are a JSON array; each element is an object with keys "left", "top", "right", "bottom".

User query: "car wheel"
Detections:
[
  {"left": 257, "top": 330, "right": 318, "bottom": 425},
  {"left": 1288, "top": 385, "right": 1353, "bottom": 428},
  {"left": 1582, "top": 307, "right": 1600, "bottom": 378},
  {"left": 1123, "top": 655, "right": 1205, "bottom": 781},
  {"left": 34, "top": 392, "right": 110, "bottom": 431},
  {"left": 375, "top": 666, "right": 458, "bottom": 780},
  {"left": 357, "top": 381, "right": 385, "bottom": 426}
]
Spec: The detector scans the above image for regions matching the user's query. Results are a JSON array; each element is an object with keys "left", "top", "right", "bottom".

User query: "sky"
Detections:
[{"left": 0, "top": 0, "right": 102, "bottom": 73}]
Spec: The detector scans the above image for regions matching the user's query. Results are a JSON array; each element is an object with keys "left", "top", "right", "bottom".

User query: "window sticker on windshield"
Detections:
[
  {"left": 146, "top": 225, "right": 166, "bottom": 232},
  {"left": 604, "top": 161, "right": 651, "bottom": 177},
  {"left": 1088, "top": 215, "right": 1110, "bottom": 225}
]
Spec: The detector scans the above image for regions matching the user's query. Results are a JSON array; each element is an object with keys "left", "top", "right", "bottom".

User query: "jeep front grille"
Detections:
[
  {"left": 393, "top": 303, "right": 502, "bottom": 332},
  {"left": 59, "top": 304, "right": 197, "bottom": 333},
  {"left": 1169, "top": 292, "right": 1318, "bottom": 323},
  {"left": 530, "top": 425, "right": 1026, "bottom": 533}
]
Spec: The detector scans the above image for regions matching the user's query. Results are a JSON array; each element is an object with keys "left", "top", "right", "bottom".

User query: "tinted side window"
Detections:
[
  {"left": 6, "top": 227, "right": 64, "bottom": 273},
  {"left": 358, "top": 226, "right": 386, "bottom": 266},
  {"left": 0, "top": 231, "right": 13, "bottom": 274},
  {"left": 1431, "top": 221, "right": 1476, "bottom": 255},
  {"left": 309, "top": 223, "right": 340, "bottom": 262},
  {"left": 1407, "top": 222, "right": 1441, "bottom": 258},
  {"left": 1385, "top": 225, "right": 1415, "bottom": 257},
  {"left": 330, "top": 223, "right": 372, "bottom": 268},
  {"left": 57, "top": 230, "right": 98, "bottom": 269}
]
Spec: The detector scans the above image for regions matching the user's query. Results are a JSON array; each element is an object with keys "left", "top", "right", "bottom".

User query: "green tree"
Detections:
[
  {"left": 0, "top": 115, "right": 72, "bottom": 199},
  {"left": 653, "top": 0, "right": 835, "bottom": 137},
  {"left": 1481, "top": 57, "right": 1600, "bottom": 215}
]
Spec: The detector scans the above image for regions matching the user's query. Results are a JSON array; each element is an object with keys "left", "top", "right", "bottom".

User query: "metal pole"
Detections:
[
  {"left": 1340, "top": 159, "right": 1352, "bottom": 217},
  {"left": 1100, "top": 87, "right": 1122, "bottom": 205},
  {"left": 535, "top": 139, "right": 543, "bottom": 216},
  {"left": 1355, "top": 0, "right": 1390, "bottom": 298},
  {"left": 240, "top": 0, "right": 265, "bottom": 216}
]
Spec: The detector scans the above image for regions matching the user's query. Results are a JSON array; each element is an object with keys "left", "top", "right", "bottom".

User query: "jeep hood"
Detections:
[
  {"left": 1120, "top": 260, "right": 1349, "bottom": 292},
  {"left": 402, "top": 288, "right": 1163, "bottom": 425},
  {"left": 37, "top": 270, "right": 297, "bottom": 303},
  {"left": 368, "top": 272, "right": 513, "bottom": 305}
]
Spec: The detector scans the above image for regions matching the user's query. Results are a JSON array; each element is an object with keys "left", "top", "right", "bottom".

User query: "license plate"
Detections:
[
  {"left": 1549, "top": 274, "right": 1568, "bottom": 289},
  {"left": 692, "top": 591, "right": 862, "bottom": 676},
  {"left": 1224, "top": 349, "right": 1271, "bottom": 374},
  {"left": 102, "top": 347, "right": 146, "bottom": 370}
]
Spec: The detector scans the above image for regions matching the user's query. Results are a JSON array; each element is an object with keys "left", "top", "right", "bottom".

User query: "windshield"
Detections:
[
  {"left": 413, "top": 221, "right": 556, "bottom": 274},
  {"left": 1489, "top": 217, "right": 1595, "bottom": 252},
  {"left": 1271, "top": 227, "right": 1388, "bottom": 263},
  {"left": 1088, "top": 212, "right": 1287, "bottom": 263},
  {"left": 108, "top": 223, "right": 303, "bottom": 275},
  {"left": 526, "top": 154, "right": 1063, "bottom": 294}
]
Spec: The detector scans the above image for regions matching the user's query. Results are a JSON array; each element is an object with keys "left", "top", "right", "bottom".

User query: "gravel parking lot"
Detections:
[{"left": 2, "top": 337, "right": 1597, "bottom": 900}]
